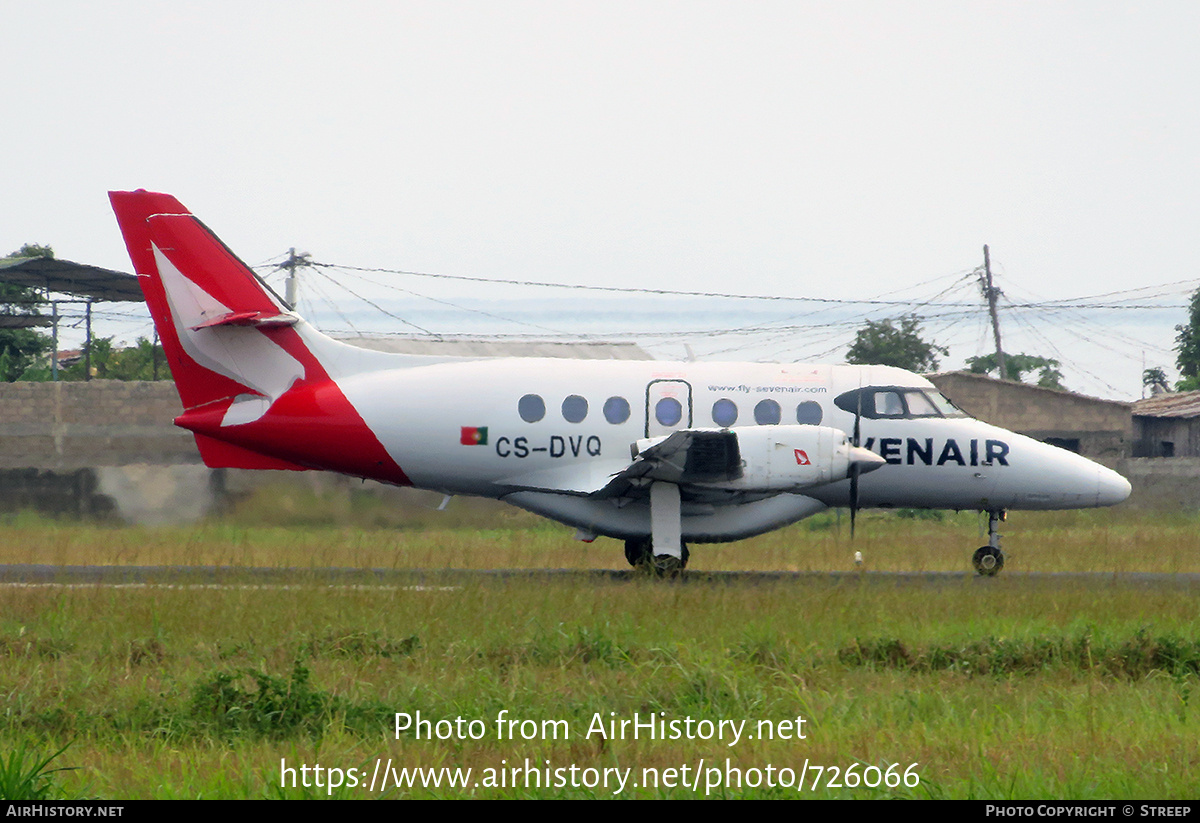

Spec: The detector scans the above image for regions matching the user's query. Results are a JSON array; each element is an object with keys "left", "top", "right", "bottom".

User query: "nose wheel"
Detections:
[
  {"left": 972, "top": 545, "right": 1004, "bottom": 576},
  {"left": 973, "top": 510, "right": 1006, "bottom": 576}
]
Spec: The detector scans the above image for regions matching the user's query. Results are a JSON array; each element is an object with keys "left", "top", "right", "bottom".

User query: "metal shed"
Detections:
[{"left": 0, "top": 255, "right": 141, "bottom": 377}]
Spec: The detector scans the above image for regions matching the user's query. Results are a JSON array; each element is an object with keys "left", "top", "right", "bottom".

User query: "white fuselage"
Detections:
[
  {"left": 108, "top": 190, "right": 1135, "bottom": 556},
  {"left": 332, "top": 357, "right": 1131, "bottom": 541}
]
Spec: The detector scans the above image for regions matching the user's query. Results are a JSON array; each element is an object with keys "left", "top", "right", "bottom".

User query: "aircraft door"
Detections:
[{"left": 646, "top": 379, "right": 693, "bottom": 438}]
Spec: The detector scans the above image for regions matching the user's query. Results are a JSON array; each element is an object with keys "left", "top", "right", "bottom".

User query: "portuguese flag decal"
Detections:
[{"left": 460, "top": 426, "right": 488, "bottom": 446}]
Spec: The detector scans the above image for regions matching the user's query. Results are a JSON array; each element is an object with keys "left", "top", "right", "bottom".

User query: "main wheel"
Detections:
[
  {"left": 651, "top": 554, "right": 684, "bottom": 577},
  {"left": 972, "top": 545, "right": 1004, "bottom": 576},
  {"left": 625, "top": 540, "right": 689, "bottom": 573},
  {"left": 624, "top": 538, "right": 651, "bottom": 567},
  {"left": 651, "top": 543, "right": 690, "bottom": 572}
]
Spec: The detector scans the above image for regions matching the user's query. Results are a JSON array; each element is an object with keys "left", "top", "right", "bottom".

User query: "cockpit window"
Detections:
[
  {"left": 903, "top": 391, "right": 939, "bottom": 417},
  {"left": 834, "top": 387, "right": 966, "bottom": 420},
  {"left": 928, "top": 391, "right": 967, "bottom": 417},
  {"left": 873, "top": 391, "right": 905, "bottom": 416}
]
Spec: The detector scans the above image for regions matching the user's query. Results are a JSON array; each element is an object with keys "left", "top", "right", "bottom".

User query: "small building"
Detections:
[
  {"left": 927, "top": 371, "right": 1132, "bottom": 459},
  {"left": 1131, "top": 391, "right": 1200, "bottom": 457}
]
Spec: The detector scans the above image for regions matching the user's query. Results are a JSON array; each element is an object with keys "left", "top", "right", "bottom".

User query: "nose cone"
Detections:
[
  {"left": 850, "top": 446, "right": 887, "bottom": 475},
  {"left": 1096, "top": 465, "right": 1132, "bottom": 507}
]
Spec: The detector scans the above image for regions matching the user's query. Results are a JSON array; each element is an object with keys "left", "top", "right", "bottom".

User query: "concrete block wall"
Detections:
[
  {"left": 0, "top": 380, "right": 196, "bottom": 469},
  {"left": 1115, "top": 457, "right": 1200, "bottom": 510},
  {"left": 929, "top": 372, "right": 1133, "bottom": 459},
  {"left": 1, "top": 380, "right": 1199, "bottom": 520}
]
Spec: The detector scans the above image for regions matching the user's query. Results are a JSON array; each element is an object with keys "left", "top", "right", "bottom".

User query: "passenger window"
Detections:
[
  {"left": 754, "top": 399, "right": 781, "bottom": 425},
  {"left": 562, "top": 395, "right": 588, "bottom": 423},
  {"left": 796, "top": 400, "right": 822, "bottom": 425},
  {"left": 518, "top": 394, "right": 545, "bottom": 423},
  {"left": 656, "top": 397, "right": 683, "bottom": 427},
  {"left": 603, "top": 396, "right": 630, "bottom": 424},
  {"left": 712, "top": 398, "right": 738, "bottom": 427}
]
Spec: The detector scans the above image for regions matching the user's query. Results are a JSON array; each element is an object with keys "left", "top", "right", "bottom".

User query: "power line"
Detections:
[
  {"left": 277, "top": 259, "right": 1195, "bottom": 312},
  {"left": 305, "top": 262, "right": 991, "bottom": 307}
]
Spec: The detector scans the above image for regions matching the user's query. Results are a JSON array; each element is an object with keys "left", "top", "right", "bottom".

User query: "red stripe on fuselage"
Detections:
[{"left": 176, "top": 379, "right": 411, "bottom": 485}]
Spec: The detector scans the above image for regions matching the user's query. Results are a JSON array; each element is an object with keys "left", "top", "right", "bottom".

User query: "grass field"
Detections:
[{"left": 1, "top": 499, "right": 1198, "bottom": 799}]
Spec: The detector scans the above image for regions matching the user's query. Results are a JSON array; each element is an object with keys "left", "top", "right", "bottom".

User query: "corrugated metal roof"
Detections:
[
  {"left": 1132, "top": 391, "right": 1200, "bottom": 419},
  {"left": 0, "top": 257, "right": 141, "bottom": 302},
  {"left": 0, "top": 315, "right": 53, "bottom": 328},
  {"left": 336, "top": 335, "right": 654, "bottom": 360}
]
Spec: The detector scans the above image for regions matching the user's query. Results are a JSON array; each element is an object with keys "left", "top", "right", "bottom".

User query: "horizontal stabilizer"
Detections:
[{"left": 189, "top": 310, "right": 299, "bottom": 331}]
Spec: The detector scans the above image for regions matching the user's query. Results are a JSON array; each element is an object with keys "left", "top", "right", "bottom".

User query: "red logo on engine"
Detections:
[{"left": 794, "top": 449, "right": 810, "bottom": 465}]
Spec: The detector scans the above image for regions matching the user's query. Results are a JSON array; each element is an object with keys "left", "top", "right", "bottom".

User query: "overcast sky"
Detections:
[{"left": 4, "top": 1, "right": 1198, "bottom": 397}]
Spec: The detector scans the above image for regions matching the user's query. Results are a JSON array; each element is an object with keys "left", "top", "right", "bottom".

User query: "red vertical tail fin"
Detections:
[
  {"left": 108, "top": 190, "right": 409, "bottom": 483},
  {"left": 109, "top": 190, "right": 297, "bottom": 412}
]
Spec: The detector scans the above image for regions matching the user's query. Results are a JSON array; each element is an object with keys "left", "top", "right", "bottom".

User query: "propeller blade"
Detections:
[
  {"left": 850, "top": 388, "right": 863, "bottom": 539},
  {"left": 849, "top": 463, "right": 859, "bottom": 538}
]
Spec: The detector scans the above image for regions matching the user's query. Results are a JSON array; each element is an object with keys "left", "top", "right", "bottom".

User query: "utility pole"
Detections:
[
  {"left": 84, "top": 300, "right": 93, "bottom": 381},
  {"left": 278, "top": 247, "right": 312, "bottom": 309},
  {"left": 980, "top": 245, "right": 1008, "bottom": 381},
  {"left": 50, "top": 300, "right": 59, "bottom": 381}
]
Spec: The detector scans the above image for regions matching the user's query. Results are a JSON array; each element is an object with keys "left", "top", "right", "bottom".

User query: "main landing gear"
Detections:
[
  {"left": 622, "top": 481, "right": 690, "bottom": 576},
  {"left": 624, "top": 537, "right": 690, "bottom": 575},
  {"left": 972, "top": 510, "right": 1006, "bottom": 576}
]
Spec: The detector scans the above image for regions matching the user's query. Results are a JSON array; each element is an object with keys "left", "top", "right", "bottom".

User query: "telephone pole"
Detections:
[
  {"left": 979, "top": 244, "right": 1008, "bottom": 381},
  {"left": 278, "top": 247, "right": 312, "bottom": 309}
]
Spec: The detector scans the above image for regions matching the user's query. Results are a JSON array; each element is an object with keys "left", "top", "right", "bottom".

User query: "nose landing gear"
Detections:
[{"left": 972, "top": 510, "right": 1006, "bottom": 576}]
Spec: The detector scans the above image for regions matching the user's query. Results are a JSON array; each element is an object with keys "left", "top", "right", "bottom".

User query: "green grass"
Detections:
[
  {"left": 1, "top": 505, "right": 1198, "bottom": 798},
  {"left": 3, "top": 498, "right": 1199, "bottom": 574},
  {"left": 0, "top": 741, "right": 77, "bottom": 800}
]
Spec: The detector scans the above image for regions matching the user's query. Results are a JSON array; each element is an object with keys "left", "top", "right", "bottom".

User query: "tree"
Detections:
[
  {"left": 1175, "top": 286, "right": 1200, "bottom": 391},
  {"left": 67, "top": 336, "right": 167, "bottom": 381},
  {"left": 1143, "top": 367, "right": 1170, "bottom": 395},
  {"left": 17, "top": 336, "right": 170, "bottom": 382},
  {"left": 845, "top": 316, "right": 947, "bottom": 373},
  {"left": 12, "top": 243, "right": 53, "bottom": 259},
  {"left": 965, "top": 353, "right": 1066, "bottom": 390},
  {"left": 0, "top": 244, "right": 55, "bottom": 381}
]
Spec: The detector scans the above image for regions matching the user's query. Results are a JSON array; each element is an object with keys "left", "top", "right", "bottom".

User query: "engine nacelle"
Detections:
[{"left": 632, "top": 425, "right": 884, "bottom": 493}]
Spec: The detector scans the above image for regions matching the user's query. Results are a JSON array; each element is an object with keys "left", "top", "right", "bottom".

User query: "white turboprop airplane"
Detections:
[{"left": 109, "top": 190, "right": 1132, "bottom": 575}]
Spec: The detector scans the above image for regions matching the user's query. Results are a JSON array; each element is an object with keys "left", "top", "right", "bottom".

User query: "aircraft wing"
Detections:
[
  {"left": 495, "top": 429, "right": 741, "bottom": 498},
  {"left": 498, "top": 425, "right": 881, "bottom": 500},
  {"left": 591, "top": 429, "right": 742, "bottom": 499}
]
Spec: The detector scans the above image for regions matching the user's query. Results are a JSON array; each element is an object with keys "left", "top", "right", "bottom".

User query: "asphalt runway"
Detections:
[{"left": 2, "top": 564, "right": 1198, "bottom": 591}]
